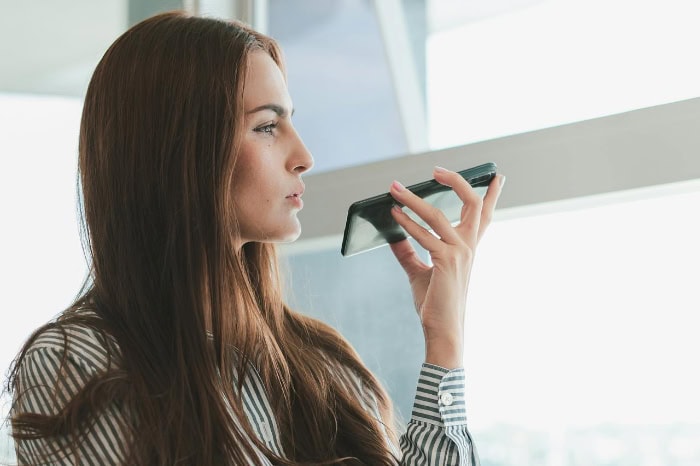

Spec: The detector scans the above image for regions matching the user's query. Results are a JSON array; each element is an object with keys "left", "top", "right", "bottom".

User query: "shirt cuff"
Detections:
[{"left": 411, "top": 362, "right": 468, "bottom": 428}]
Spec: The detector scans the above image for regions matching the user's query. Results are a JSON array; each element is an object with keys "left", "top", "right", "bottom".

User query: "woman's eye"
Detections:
[{"left": 254, "top": 123, "right": 278, "bottom": 135}]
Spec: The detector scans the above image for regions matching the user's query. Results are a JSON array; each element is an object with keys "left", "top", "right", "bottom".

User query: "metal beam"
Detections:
[
  {"left": 232, "top": 0, "right": 268, "bottom": 32},
  {"left": 286, "top": 96, "right": 700, "bottom": 254},
  {"left": 192, "top": 0, "right": 267, "bottom": 32},
  {"left": 373, "top": 0, "right": 429, "bottom": 154},
  {"left": 128, "top": 0, "right": 186, "bottom": 25}
]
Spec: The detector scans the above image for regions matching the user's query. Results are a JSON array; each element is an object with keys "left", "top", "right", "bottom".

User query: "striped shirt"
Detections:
[{"left": 12, "top": 320, "right": 479, "bottom": 465}]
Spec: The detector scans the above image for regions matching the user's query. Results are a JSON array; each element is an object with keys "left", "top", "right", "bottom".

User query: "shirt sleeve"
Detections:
[
  {"left": 399, "top": 363, "right": 480, "bottom": 466},
  {"left": 11, "top": 346, "right": 128, "bottom": 466}
]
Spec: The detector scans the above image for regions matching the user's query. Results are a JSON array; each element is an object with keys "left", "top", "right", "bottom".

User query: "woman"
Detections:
[{"left": 6, "top": 11, "right": 503, "bottom": 466}]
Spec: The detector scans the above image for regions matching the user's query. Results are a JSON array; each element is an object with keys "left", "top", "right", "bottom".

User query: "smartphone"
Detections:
[{"left": 341, "top": 162, "right": 497, "bottom": 257}]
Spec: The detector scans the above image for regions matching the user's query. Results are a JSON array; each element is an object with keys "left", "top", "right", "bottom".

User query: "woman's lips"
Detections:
[{"left": 286, "top": 193, "right": 303, "bottom": 209}]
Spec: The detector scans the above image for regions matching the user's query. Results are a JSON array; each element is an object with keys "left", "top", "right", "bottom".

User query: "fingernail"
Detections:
[
  {"left": 392, "top": 205, "right": 403, "bottom": 214},
  {"left": 434, "top": 166, "right": 448, "bottom": 173},
  {"left": 500, "top": 175, "right": 507, "bottom": 187},
  {"left": 392, "top": 180, "right": 405, "bottom": 191}
]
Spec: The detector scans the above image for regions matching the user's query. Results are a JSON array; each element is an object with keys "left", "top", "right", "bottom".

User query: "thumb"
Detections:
[{"left": 390, "top": 240, "right": 429, "bottom": 279}]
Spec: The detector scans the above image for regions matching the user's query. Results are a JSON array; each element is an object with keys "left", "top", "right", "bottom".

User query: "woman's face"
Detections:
[{"left": 233, "top": 51, "right": 314, "bottom": 247}]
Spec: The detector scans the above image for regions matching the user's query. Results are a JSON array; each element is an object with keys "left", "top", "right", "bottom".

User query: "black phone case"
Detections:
[{"left": 341, "top": 162, "right": 497, "bottom": 256}]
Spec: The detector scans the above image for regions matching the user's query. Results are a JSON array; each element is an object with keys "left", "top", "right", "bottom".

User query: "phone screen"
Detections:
[{"left": 341, "top": 163, "right": 496, "bottom": 256}]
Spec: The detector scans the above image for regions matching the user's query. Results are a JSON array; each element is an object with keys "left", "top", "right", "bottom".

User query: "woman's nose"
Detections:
[{"left": 290, "top": 128, "right": 314, "bottom": 174}]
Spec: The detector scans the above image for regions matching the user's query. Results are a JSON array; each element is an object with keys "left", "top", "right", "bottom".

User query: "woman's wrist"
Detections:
[{"left": 424, "top": 338, "right": 464, "bottom": 370}]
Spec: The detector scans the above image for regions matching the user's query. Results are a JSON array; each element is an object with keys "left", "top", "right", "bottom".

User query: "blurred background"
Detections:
[{"left": 1, "top": 1, "right": 700, "bottom": 464}]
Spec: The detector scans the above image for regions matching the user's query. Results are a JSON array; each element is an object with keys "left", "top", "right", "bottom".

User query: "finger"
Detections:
[
  {"left": 389, "top": 239, "right": 430, "bottom": 279},
  {"left": 389, "top": 180, "right": 461, "bottom": 244},
  {"left": 431, "top": 167, "right": 484, "bottom": 239},
  {"left": 390, "top": 204, "right": 447, "bottom": 252},
  {"left": 477, "top": 174, "right": 505, "bottom": 242}
]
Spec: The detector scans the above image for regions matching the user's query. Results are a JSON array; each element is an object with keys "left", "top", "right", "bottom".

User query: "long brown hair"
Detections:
[{"left": 6, "top": 11, "right": 397, "bottom": 465}]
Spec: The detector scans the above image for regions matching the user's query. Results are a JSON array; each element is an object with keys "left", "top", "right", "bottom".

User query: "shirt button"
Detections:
[{"left": 440, "top": 392, "right": 454, "bottom": 406}]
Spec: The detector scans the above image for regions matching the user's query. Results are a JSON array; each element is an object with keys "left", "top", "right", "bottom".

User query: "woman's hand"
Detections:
[{"left": 389, "top": 167, "right": 505, "bottom": 369}]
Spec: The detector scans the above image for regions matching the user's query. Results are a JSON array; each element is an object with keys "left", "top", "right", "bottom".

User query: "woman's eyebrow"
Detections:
[{"left": 246, "top": 103, "right": 294, "bottom": 117}]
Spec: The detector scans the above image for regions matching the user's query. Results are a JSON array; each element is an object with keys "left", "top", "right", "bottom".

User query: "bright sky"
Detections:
[
  {"left": 466, "top": 185, "right": 700, "bottom": 429},
  {"left": 0, "top": 94, "right": 86, "bottom": 374},
  {"left": 427, "top": 1, "right": 700, "bottom": 431},
  {"left": 427, "top": 0, "right": 700, "bottom": 149}
]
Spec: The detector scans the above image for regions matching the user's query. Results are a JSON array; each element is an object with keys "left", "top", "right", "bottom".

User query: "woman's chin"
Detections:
[
  {"left": 270, "top": 223, "right": 303, "bottom": 244},
  {"left": 279, "top": 229, "right": 302, "bottom": 244}
]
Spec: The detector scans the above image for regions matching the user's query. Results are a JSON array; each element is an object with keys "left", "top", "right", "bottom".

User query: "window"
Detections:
[
  {"left": 427, "top": 0, "right": 700, "bottom": 149},
  {"left": 0, "top": 94, "right": 85, "bottom": 463},
  {"left": 284, "top": 183, "right": 700, "bottom": 465},
  {"left": 465, "top": 184, "right": 700, "bottom": 465},
  {"left": 2, "top": 3, "right": 699, "bottom": 464}
]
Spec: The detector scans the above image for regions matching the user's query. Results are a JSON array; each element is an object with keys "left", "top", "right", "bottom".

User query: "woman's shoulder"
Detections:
[
  {"left": 22, "top": 308, "right": 122, "bottom": 375},
  {"left": 11, "top": 309, "right": 131, "bottom": 465}
]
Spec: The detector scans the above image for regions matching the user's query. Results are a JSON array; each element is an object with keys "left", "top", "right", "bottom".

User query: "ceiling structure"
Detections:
[{"left": 0, "top": 0, "right": 127, "bottom": 96}]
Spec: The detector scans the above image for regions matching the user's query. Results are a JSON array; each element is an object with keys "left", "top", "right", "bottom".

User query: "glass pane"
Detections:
[
  {"left": 0, "top": 0, "right": 127, "bottom": 97},
  {"left": 465, "top": 186, "right": 700, "bottom": 465},
  {"left": 427, "top": 0, "right": 700, "bottom": 149},
  {"left": 0, "top": 94, "right": 86, "bottom": 464},
  {"left": 268, "top": 0, "right": 411, "bottom": 172},
  {"left": 282, "top": 242, "right": 430, "bottom": 420},
  {"left": 285, "top": 185, "right": 700, "bottom": 465}
]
